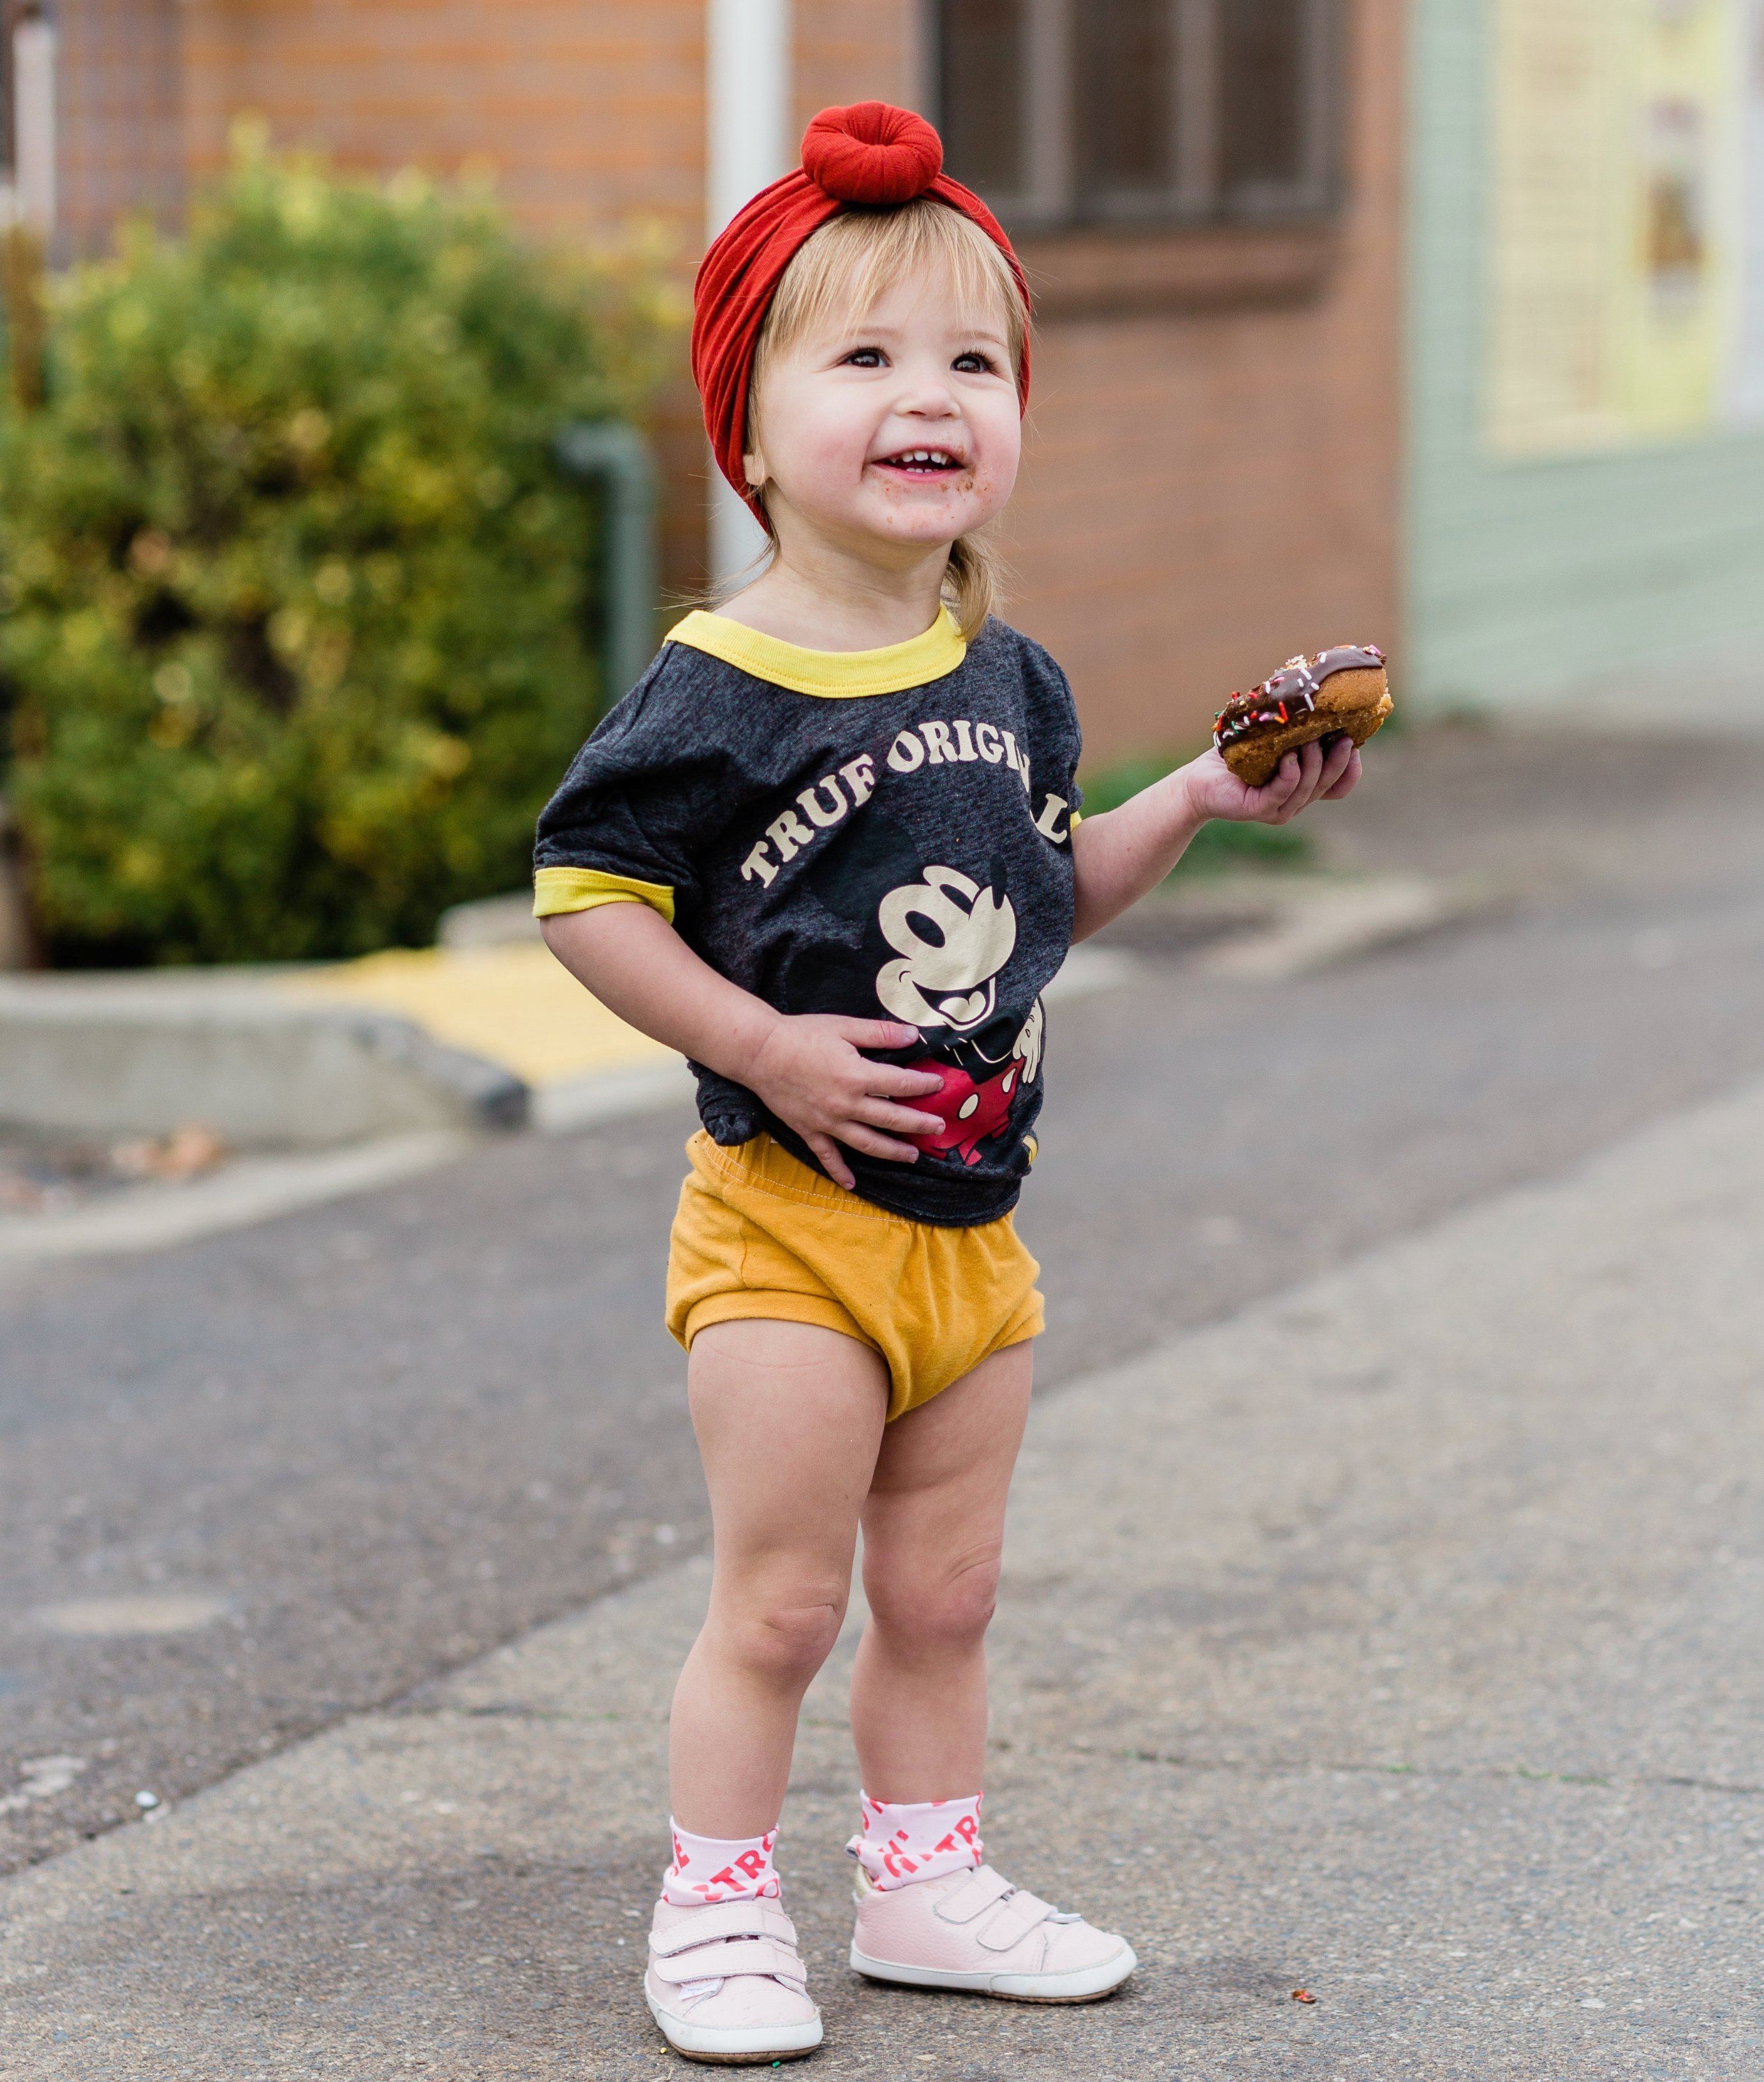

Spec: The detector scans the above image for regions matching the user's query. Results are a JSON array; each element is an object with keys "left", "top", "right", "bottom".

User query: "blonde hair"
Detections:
[{"left": 742, "top": 201, "right": 1029, "bottom": 642}]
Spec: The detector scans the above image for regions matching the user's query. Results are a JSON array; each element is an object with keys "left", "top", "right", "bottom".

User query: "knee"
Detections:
[
  {"left": 721, "top": 1588, "right": 847, "bottom": 1688},
  {"left": 867, "top": 1550, "right": 1001, "bottom": 1654}
]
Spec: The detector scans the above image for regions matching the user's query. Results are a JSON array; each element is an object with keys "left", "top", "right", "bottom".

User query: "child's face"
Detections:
[{"left": 745, "top": 271, "right": 1021, "bottom": 560}]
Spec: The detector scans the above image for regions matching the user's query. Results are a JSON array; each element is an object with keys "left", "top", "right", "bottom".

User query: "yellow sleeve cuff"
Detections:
[{"left": 532, "top": 865, "right": 675, "bottom": 925}]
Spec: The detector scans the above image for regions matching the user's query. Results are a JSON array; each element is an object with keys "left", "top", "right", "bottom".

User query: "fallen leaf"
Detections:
[
  {"left": 1291, "top": 1988, "right": 1318, "bottom": 2004},
  {"left": 110, "top": 1125, "right": 228, "bottom": 1182}
]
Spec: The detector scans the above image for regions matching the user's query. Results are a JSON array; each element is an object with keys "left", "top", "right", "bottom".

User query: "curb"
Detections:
[
  {"left": 0, "top": 1130, "right": 469, "bottom": 1274},
  {"left": 1200, "top": 871, "right": 1498, "bottom": 980},
  {"left": 0, "top": 975, "right": 526, "bottom": 1147},
  {"left": 0, "top": 945, "right": 1151, "bottom": 1265},
  {"left": 1106, "top": 870, "right": 1497, "bottom": 982}
]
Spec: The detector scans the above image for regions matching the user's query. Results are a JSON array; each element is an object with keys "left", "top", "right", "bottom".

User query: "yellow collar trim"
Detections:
[{"left": 666, "top": 607, "right": 966, "bottom": 698}]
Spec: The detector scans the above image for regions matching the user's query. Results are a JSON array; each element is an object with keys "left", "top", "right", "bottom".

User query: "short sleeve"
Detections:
[
  {"left": 533, "top": 657, "right": 737, "bottom": 923},
  {"left": 1016, "top": 629, "right": 1084, "bottom": 818}
]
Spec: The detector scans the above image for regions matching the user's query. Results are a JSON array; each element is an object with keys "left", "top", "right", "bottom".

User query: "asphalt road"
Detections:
[{"left": 4, "top": 723, "right": 1764, "bottom": 1879}]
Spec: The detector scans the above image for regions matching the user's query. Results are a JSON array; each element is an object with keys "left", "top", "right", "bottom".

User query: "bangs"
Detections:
[{"left": 755, "top": 201, "right": 1027, "bottom": 384}]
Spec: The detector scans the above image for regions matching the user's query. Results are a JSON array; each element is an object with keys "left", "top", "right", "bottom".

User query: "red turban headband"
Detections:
[{"left": 692, "top": 101, "right": 1032, "bottom": 505}]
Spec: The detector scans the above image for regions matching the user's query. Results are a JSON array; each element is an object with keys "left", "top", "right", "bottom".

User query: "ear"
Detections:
[{"left": 742, "top": 447, "right": 767, "bottom": 490}]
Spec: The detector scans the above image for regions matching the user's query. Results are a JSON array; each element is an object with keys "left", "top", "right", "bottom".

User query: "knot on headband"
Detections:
[{"left": 802, "top": 101, "right": 943, "bottom": 206}]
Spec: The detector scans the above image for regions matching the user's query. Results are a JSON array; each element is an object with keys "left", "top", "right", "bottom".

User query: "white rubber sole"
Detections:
[
  {"left": 644, "top": 1988, "right": 823, "bottom": 2064},
  {"left": 848, "top": 1940, "right": 1138, "bottom": 2004}
]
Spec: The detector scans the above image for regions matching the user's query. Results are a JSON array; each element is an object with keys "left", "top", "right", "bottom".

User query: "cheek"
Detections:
[
  {"left": 764, "top": 393, "right": 877, "bottom": 499},
  {"left": 965, "top": 403, "right": 1022, "bottom": 504}
]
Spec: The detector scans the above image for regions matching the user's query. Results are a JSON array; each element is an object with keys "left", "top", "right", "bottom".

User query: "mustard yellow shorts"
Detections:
[{"left": 665, "top": 1130, "right": 1044, "bottom": 1423}]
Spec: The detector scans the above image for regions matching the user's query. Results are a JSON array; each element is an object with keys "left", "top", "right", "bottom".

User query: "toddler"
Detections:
[{"left": 536, "top": 101, "right": 1360, "bottom": 2064}]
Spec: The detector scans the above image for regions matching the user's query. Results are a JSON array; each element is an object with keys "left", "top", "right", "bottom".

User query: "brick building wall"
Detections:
[
  {"left": 791, "top": 0, "right": 922, "bottom": 137},
  {"left": 168, "top": 0, "right": 716, "bottom": 593},
  {"left": 175, "top": 0, "right": 707, "bottom": 244},
  {"left": 54, "top": 0, "right": 184, "bottom": 245},
  {"left": 1003, "top": 0, "right": 1404, "bottom": 758},
  {"left": 50, "top": 0, "right": 1401, "bottom": 762}
]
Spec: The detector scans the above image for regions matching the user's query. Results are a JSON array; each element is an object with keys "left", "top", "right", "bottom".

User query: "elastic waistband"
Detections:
[{"left": 688, "top": 1130, "right": 913, "bottom": 1222}]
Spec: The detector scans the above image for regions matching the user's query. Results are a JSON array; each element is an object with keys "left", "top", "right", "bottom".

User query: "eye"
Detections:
[
  {"left": 842, "top": 346, "right": 886, "bottom": 368},
  {"left": 953, "top": 350, "right": 999, "bottom": 375}
]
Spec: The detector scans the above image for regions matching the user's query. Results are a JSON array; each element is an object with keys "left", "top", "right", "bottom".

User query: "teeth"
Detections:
[{"left": 895, "top": 450, "right": 954, "bottom": 466}]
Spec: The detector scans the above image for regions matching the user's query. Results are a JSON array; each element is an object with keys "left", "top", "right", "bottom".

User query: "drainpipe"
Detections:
[
  {"left": 706, "top": 0, "right": 791, "bottom": 586},
  {"left": 555, "top": 421, "right": 659, "bottom": 714}
]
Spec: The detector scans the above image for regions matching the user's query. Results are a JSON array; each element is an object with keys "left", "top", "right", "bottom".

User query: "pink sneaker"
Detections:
[
  {"left": 849, "top": 1863, "right": 1136, "bottom": 2002},
  {"left": 645, "top": 1895, "right": 823, "bottom": 2063}
]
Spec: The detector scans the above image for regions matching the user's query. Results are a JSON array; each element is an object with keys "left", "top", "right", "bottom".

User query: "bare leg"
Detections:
[
  {"left": 669, "top": 1318, "right": 888, "bottom": 1838},
  {"left": 849, "top": 1340, "right": 1034, "bottom": 1801}
]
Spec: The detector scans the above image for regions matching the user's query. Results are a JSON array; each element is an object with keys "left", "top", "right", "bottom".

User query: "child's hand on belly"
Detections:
[{"left": 744, "top": 1017, "right": 948, "bottom": 1190}]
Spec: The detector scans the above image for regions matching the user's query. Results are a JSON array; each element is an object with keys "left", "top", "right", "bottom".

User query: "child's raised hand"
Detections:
[
  {"left": 1179, "top": 734, "right": 1360, "bottom": 826},
  {"left": 744, "top": 1015, "right": 945, "bottom": 1190}
]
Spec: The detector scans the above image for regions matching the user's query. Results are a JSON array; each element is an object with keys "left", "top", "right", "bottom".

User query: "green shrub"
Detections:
[
  {"left": 1079, "top": 752, "right": 1314, "bottom": 873},
  {"left": 0, "top": 128, "right": 677, "bottom": 965}
]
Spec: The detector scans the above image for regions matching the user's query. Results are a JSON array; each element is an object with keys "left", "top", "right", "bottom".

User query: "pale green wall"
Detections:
[{"left": 1407, "top": 0, "right": 1764, "bottom": 711}]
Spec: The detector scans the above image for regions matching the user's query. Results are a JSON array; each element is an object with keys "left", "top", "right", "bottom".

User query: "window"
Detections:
[{"left": 934, "top": 0, "right": 1340, "bottom": 230}]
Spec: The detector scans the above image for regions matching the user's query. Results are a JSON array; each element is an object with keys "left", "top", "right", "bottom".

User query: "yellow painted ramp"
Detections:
[{"left": 279, "top": 944, "right": 676, "bottom": 1089}]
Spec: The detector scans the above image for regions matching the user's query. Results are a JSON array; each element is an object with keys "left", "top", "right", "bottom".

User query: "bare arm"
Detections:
[
  {"left": 540, "top": 902, "right": 945, "bottom": 1190},
  {"left": 1071, "top": 734, "right": 1360, "bottom": 943}
]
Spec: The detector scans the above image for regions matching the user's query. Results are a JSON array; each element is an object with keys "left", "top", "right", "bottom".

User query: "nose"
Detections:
[
  {"left": 898, "top": 388, "right": 959, "bottom": 424},
  {"left": 893, "top": 355, "right": 962, "bottom": 419}
]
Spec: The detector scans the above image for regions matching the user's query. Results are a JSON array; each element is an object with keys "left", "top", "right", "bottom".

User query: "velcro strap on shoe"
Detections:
[
  {"left": 976, "top": 1887, "right": 1057, "bottom": 1953},
  {"left": 650, "top": 1900, "right": 797, "bottom": 1956},
  {"left": 932, "top": 1865, "right": 1017, "bottom": 1925},
  {"left": 648, "top": 1937, "right": 806, "bottom": 1988}
]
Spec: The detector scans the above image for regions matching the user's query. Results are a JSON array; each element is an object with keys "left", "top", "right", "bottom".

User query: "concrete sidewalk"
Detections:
[{"left": 4, "top": 1075, "right": 1763, "bottom": 2079}]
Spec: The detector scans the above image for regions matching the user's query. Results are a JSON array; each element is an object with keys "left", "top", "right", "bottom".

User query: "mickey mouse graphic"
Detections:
[{"left": 873, "top": 866, "right": 1043, "bottom": 1167}]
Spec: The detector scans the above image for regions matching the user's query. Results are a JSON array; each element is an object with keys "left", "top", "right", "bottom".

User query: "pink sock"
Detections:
[
  {"left": 846, "top": 1791, "right": 984, "bottom": 1891},
  {"left": 661, "top": 1819, "right": 782, "bottom": 1906}
]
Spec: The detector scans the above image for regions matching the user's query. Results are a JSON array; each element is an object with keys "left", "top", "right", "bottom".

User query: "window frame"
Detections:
[{"left": 928, "top": 0, "right": 1345, "bottom": 237}]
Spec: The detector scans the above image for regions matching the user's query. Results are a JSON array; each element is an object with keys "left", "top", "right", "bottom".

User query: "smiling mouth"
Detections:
[{"left": 874, "top": 448, "right": 966, "bottom": 476}]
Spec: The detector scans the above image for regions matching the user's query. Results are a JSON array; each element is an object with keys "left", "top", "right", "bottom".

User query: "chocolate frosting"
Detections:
[{"left": 1213, "top": 646, "right": 1386, "bottom": 750}]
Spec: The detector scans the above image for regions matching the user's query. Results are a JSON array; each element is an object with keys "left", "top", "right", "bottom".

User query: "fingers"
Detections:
[
  {"left": 1249, "top": 744, "right": 1311, "bottom": 822},
  {"left": 835, "top": 1124, "right": 923, "bottom": 1165},
  {"left": 804, "top": 1132, "right": 856, "bottom": 1191},
  {"left": 1288, "top": 734, "right": 1356, "bottom": 809},
  {"left": 1254, "top": 750, "right": 1304, "bottom": 811},
  {"left": 1236, "top": 730, "right": 1362, "bottom": 823},
  {"left": 806, "top": 1121, "right": 927, "bottom": 1180},
  {"left": 1231, "top": 753, "right": 1298, "bottom": 821},
  {"left": 1322, "top": 742, "right": 1362, "bottom": 798},
  {"left": 1308, "top": 733, "right": 1353, "bottom": 795},
  {"left": 1262, "top": 735, "right": 1355, "bottom": 822},
  {"left": 836, "top": 1018, "right": 923, "bottom": 1053},
  {"left": 1281, "top": 737, "right": 1328, "bottom": 818},
  {"left": 869, "top": 1060, "right": 947, "bottom": 1098},
  {"left": 1293, "top": 735, "right": 1327, "bottom": 799},
  {"left": 856, "top": 1098, "right": 946, "bottom": 1137}
]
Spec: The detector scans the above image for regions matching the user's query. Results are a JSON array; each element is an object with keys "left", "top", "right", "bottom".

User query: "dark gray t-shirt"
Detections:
[{"left": 534, "top": 609, "right": 1082, "bottom": 1226}]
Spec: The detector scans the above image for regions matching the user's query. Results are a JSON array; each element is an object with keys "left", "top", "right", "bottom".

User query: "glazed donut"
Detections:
[{"left": 1212, "top": 646, "right": 1392, "bottom": 786}]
